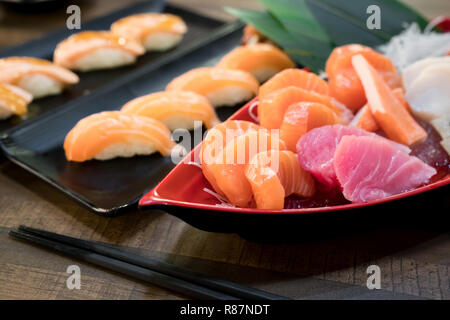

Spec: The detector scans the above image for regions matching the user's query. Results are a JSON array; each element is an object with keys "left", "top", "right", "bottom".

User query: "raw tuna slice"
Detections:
[
  {"left": 334, "top": 135, "right": 436, "bottom": 203},
  {"left": 297, "top": 125, "right": 410, "bottom": 188}
]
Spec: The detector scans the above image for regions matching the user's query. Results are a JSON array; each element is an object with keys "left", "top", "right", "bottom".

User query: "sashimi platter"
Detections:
[
  {"left": 0, "top": 1, "right": 449, "bottom": 222},
  {"left": 141, "top": 14, "right": 450, "bottom": 215}
]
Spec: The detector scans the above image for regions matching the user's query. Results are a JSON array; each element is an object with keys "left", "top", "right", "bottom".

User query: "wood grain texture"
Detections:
[{"left": 0, "top": 0, "right": 449, "bottom": 300}]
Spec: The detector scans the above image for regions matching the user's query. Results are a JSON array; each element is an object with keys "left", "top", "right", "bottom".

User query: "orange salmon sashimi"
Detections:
[
  {"left": 166, "top": 67, "right": 259, "bottom": 108},
  {"left": 201, "top": 120, "right": 260, "bottom": 195},
  {"left": 208, "top": 129, "right": 287, "bottom": 207},
  {"left": 352, "top": 54, "right": 427, "bottom": 145},
  {"left": 326, "top": 44, "right": 401, "bottom": 112},
  {"left": 258, "top": 86, "right": 353, "bottom": 129},
  {"left": 258, "top": 68, "right": 329, "bottom": 100},
  {"left": 64, "top": 111, "right": 175, "bottom": 162},
  {"left": 121, "top": 91, "right": 220, "bottom": 131},
  {"left": 280, "top": 102, "right": 339, "bottom": 151},
  {"left": 245, "top": 150, "right": 315, "bottom": 210},
  {"left": 217, "top": 43, "right": 295, "bottom": 83},
  {"left": 351, "top": 88, "right": 410, "bottom": 132}
]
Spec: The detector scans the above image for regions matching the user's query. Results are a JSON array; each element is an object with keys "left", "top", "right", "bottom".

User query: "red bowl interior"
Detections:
[{"left": 139, "top": 98, "right": 450, "bottom": 215}]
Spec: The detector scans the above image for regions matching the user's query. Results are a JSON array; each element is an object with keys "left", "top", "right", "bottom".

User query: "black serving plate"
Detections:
[
  {"left": 0, "top": 0, "right": 225, "bottom": 133},
  {"left": 0, "top": 18, "right": 245, "bottom": 216}
]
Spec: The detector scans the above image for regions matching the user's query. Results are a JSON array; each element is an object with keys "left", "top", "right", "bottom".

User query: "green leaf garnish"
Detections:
[{"left": 227, "top": 0, "right": 429, "bottom": 71}]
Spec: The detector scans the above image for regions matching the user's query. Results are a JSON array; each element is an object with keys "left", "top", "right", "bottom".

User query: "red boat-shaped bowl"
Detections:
[{"left": 139, "top": 99, "right": 450, "bottom": 235}]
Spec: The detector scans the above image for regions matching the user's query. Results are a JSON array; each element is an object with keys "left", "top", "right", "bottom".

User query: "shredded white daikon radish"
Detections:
[
  {"left": 318, "top": 70, "right": 328, "bottom": 80},
  {"left": 202, "top": 187, "right": 235, "bottom": 207},
  {"left": 247, "top": 100, "right": 259, "bottom": 123},
  {"left": 215, "top": 203, "right": 236, "bottom": 208},
  {"left": 378, "top": 20, "right": 450, "bottom": 72},
  {"left": 185, "top": 161, "right": 202, "bottom": 169}
]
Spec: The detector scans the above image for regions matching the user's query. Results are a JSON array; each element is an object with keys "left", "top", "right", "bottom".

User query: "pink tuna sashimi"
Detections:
[
  {"left": 334, "top": 135, "right": 436, "bottom": 203},
  {"left": 296, "top": 125, "right": 410, "bottom": 188}
]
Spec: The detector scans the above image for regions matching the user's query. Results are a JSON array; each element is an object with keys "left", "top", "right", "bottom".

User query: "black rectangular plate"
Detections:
[
  {"left": 0, "top": 19, "right": 245, "bottom": 216},
  {"left": 0, "top": 0, "right": 225, "bottom": 133}
]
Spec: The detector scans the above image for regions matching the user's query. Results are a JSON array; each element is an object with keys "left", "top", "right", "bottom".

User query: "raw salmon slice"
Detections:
[
  {"left": 166, "top": 67, "right": 259, "bottom": 108},
  {"left": 258, "top": 68, "right": 329, "bottom": 100},
  {"left": 326, "top": 44, "right": 401, "bottom": 111},
  {"left": 258, "top": 86, "right": 353, "bottom": 129},
  {"left": 208, "top": 129, "right": 286, "bottom": 207},
  {"left": 245, "top": 150, "right": 315, "bottom": 209},
  {"left": 350, "top": 88, "right": 410, "bottom": 132},
  {"left": 121, "top": 90, "right": 220, "bottom": 130},
  {"left": 280, "top": 102, "right": 339, "bottom": 151},
  {"left": 297, "top": 125, "right": 410, "bottom": 189},
  {"left": 352, "top": 54, "right": 427, "bottom": 145},
  {"left": 201, "top": 120, "right": 260, "bottom": 195},
  {"left": 334, "top": 135, "right": 436, "bottom": 203},
  {"left": 217, "top": 43, "right": 295, "bottom": 83}
]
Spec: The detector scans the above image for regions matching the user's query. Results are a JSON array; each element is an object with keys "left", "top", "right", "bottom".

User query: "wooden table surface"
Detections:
[{"left": 0, "top": 0, "right": 449, "bottom": 300}]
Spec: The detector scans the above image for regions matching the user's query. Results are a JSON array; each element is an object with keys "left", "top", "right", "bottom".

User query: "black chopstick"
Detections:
[
  {"left": 9, "top": 229, "right": 238, "bottom": 300},
  {"left": 16, "top": 225, "right": 290, "bottom": 300}
]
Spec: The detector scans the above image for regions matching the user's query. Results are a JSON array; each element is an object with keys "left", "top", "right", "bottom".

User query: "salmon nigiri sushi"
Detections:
[
  {"left": 280, "top": 102, "right": 339, "bottom": 151},
  {"left": 121, "top": 91, "right": 220, "bottom": 131},
  {"left": 258, "top": 68, "right": 329, "bottom": 100},
  {"left": 0, "top": 83, "right": 32, "bottom": 120},
  {"left": 326, "top": 44, "right": 401, "bottom": 112},
  {"left": 64, "top": 111, "right": 175, "bottom": 162},
  {"left": 201, "top": 120, "right": 260, "bottom": 194},
  {"left": 217, "top": 44, "right": 295, "bottom": 83},
  {"left": 111, "top": 13, "right": 187, "bottom": 52},
  {"left": 0, "top": 57, "right": 79, "bottom": 99},
  {"left": 258, "top": 86, "right": 353, "bottom": 129},
  {"left": 208, "top": 129, "right": 286, "bottom": 207},
  {"left": 166, "top": 67, "right": 259, "bottom": 108},
  {"left": 54, "top": 31, "right": 145, "bottom": 72},
  {"left": 245, "top": 150, "right": 315, "bottom": 209}
]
